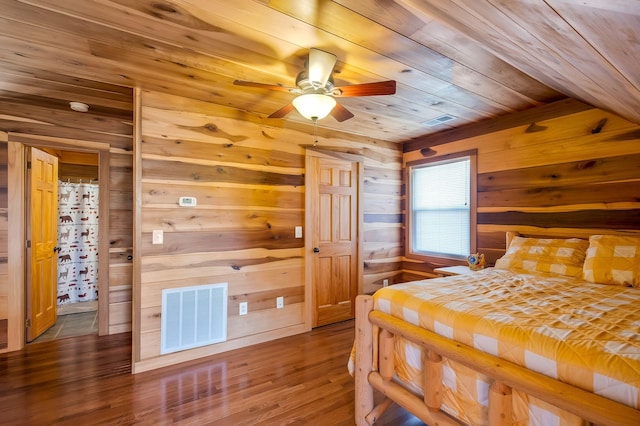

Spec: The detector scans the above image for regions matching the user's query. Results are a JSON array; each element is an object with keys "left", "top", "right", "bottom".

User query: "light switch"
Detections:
[
  {"left": 152, "top": 229, "right": 163, "bottom": 245},
  {"left": 295, "top": 226, "right": 303, "bottom": 238}
]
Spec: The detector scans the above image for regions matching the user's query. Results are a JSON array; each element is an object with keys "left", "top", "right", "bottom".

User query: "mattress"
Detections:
[{"left": 358, "top": 268, "right": 640, "bottom": 425}]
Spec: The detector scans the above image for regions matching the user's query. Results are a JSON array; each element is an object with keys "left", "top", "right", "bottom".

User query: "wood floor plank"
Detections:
[{"left": 0, "top": 321, "right": 422, "bottom": 425}]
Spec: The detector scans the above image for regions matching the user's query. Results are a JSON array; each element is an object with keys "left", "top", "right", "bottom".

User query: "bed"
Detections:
[{"left": 351, "top": 231, "right": 640, "bottom": 425}]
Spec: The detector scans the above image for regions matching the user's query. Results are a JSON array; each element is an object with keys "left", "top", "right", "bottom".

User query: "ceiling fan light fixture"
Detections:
[{"left": 292, "top": 94, "right": 336, "bottom": 121}]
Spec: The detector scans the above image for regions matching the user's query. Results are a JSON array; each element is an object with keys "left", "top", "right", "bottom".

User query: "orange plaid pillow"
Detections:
[
  {"left": 494, "top": 237, "right": 589, "bottom": 277},
  {"left": 583, "top": 235, "right": 640, "bottom": 287}
]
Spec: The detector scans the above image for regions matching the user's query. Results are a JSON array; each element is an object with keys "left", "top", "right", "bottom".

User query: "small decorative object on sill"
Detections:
[{"left": 467, "top": 253, "right": 485, "bottom": 271}]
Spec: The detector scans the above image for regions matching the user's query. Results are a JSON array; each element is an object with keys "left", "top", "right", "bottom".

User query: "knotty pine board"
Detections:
[
  {"left": 402, "top": 101, "right": 640, "bottom": 279},
  {"left": 136, "top": 90, "right": 403, "bottom": 368}
]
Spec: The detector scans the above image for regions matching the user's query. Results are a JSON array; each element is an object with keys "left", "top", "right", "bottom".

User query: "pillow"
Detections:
[
  {"left": 494, "top": 236, "right": 589, "bottom": 277},
  {"left": 582, "top": 235, "right": 640, "bottom": 287}
]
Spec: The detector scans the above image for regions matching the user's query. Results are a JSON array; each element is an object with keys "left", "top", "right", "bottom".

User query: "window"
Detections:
[{"left": 407, "top": 152, "right": 476, "bottom": 260}]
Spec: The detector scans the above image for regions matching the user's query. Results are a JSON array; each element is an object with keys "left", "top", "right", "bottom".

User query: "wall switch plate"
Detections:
[
  {"left": 295, "top": 226, "right": 303, "bottom": 238},
  {"left": 276, "top": 296, "right": 284, "bottom": 309},
  {"left": 239, "top": 302, "right": 248, "bottom": 316},
  {"left": 383, "top": 279, "right": 389, "bottom": 287},
  {"left": 178, "top": 196, "right": 197, "bottom": 207},
  {"left": 152, "top": 229, "right": 163, "bottom": 245}
]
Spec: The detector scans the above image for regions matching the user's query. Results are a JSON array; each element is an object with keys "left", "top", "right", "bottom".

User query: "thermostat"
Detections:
[{"left": 178, "top": 196, "right": 197, "bottom": 207}]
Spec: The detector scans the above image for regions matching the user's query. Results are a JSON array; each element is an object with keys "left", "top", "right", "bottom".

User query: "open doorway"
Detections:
[{"left": 27, "top": 146, "right": 102, "bottom": 344}]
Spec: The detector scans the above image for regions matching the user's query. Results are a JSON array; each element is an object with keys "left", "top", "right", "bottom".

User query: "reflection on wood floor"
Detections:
[{"left": 2, "top": 320, "right": 424, "bottom": 425}]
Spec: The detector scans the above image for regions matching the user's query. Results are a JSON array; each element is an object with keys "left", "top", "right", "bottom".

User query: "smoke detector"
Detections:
[{"left": 69, "top": 102, "right": 90, "bottom": 112}]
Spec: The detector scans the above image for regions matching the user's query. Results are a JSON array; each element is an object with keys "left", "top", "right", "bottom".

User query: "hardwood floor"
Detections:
[{"left": 0, "top": 320, "right": 423, "bottom": 425}]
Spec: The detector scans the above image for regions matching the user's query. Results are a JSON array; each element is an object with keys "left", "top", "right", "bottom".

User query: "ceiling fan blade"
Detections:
[
  {"left": 334, "top": 80, "right": 396, "bottom": 97},
  {"left": 330, "top": 103, "right": 355, "bottom": 122},
  {"left": 233, "top": 80, "right": 294, "bottom": 93},
  {"left": 268, "top": 103, "right": 296, "bottom": 119},
  {"left": 308, "top": 48, "right": 337, "bottom": 88}
]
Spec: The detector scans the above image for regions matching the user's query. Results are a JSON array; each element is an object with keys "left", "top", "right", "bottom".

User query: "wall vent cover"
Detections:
[
  {"left": 423, "top": 115, "right": 455, "bottom": 127},
  {"left": 161, "top": 282, "right": 228, "bottom": 354}
]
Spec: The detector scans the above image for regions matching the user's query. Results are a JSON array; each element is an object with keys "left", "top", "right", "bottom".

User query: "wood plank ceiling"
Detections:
[{"left": 0, "top": 0, "right": 639, "bottom": 143}]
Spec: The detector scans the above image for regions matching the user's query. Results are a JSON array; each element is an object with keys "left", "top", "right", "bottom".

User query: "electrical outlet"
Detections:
[
  {"left": 295, "top": 226, "right": 303, "bottom": 238},
  {"left": 276, "top": 296, "right": 284, "bottom": 309},
  {"left": 383, "top": 279, "right": 389, "bottom": 287},
  {"left": 152, "top": 229, "right": 163, "bottom": 245},
  {"left": 239, "top": 302, "right": 248, "bottom": 316}
]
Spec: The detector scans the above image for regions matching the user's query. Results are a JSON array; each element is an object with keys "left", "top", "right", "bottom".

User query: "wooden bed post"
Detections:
[
  {"left": 379, "top": 329, "right": 394, "bottom": 381},
  {"left": 489, "top": 381, "right": 512, "bottom": 426},
  {"left": 425, "top": 350, "right": 443, "bottom": 410},
  {"left": 355, "top": 295, "right": 375, "bottom": 426}
]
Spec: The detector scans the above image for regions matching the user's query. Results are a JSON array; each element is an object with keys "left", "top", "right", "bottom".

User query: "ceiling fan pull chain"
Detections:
[{"left": 313, "top": 118, "right": 319, "bottom": 146}]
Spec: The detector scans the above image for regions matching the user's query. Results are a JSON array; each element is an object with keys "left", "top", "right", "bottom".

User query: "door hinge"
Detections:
[
  {"left": 26, "top": 318, "right": 31, "bottom": 328},
  {"left": 26, "top": 240, "right": 31, "bottom": 248},
  {"left": 26, "top": 161, "right": 31, "bottom": 169}
]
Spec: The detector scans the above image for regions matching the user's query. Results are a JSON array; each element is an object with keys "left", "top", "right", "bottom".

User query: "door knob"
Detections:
[{"left": 313, "top": 247, "right": 320, "bottom": 253}]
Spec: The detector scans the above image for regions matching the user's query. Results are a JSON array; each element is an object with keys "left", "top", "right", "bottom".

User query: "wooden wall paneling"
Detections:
[
  {"left": 140, "top": 208, "right": 303, "bottom": 234},
  {"left": 402, "top": 102, "right": 640, "bottom": 276},
  {"left": 0, "top": 135, "right": 6, "bottom": 348},
  {"left": 97, "top": 150, "right": 110, "bottom": 335},
  {"left": 0, "top": 82, "right": 133, "bottom": 351},
  {"left": 360, "top": 159, "right": 403, "bottom": 294},
  {"left": 0, "top": 101, "right": 131, "bottom": 135},
  {"left": 140, "top": 256, "right": 304, "bottom": 292},
  {"left": 473, "top": 109, "right": 638, "bottom": 155},
  {"left": 0, "top": 120, "right": 133, "bottom": 149},
  {"left": 5, "top": 140, "right": 24, "bottom": 351},
  {"left": 131, "top": 87, "right": 142, "bottom": 368},
  {"left": 8, "top": 135, "right": 132, "bottom": 338},
  {"left": 478, "top": 153, "right": 640, "bottom": 192},
  {"left": 107, "top": 299, "right": 132, "bottom": 335},
  {"left": 403, "top": 99, "right": 593, "bottom": 154},
  {"left": 479, "top": 180, "right": 640, "bottom": 211},
  {"left": 134, "top": 90, "right": 403, "bottom": 371},
  {"left": 136, "top": 90, "right": 309, "bottom": 370},
  {"left": 57, "top": 164, "right": 99, "bottom": 181}
]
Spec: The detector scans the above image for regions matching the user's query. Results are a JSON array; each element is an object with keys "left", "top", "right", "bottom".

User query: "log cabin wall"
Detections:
[
  {"left": 134, "top": 90, "right": 402, "bottom": 372},
  {"left": 401, "top": 100, "right": 640, "bottom": 281},
  {"left": 0, "top": 85, "right": 133, "bottom": 351},
  {"left": 0, "top": 134, "right": 7, "bottom": 348},
  {"left": 55, "top": 150, "right": 99, "bottom": 183}
]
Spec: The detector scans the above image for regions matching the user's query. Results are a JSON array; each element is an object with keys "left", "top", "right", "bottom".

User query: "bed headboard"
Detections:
[{"left": 505, "top": 228, "right": 640, "bottom": 248}]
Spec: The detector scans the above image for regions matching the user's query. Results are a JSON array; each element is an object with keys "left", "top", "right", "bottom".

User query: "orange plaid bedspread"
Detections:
[{"left": 352, "top": 268, "right": 640, "bottom": 425}]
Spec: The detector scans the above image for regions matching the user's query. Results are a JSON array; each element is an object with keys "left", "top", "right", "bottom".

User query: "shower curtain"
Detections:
[{"left": 57, "top": 180, "right": 99, "bottom": 305}]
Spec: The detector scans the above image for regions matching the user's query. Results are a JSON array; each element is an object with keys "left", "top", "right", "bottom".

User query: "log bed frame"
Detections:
[{"left": 354, "top": 231, "right": 640, "bottom": 426}]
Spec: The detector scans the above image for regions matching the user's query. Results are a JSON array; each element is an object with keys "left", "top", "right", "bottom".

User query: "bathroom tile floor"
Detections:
[{"left": 31, "top": 308, "right": 98, "bottom": 343}]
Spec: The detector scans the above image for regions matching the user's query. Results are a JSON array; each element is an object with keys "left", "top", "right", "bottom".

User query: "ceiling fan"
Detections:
[{"left": 233, "top": 48, "right": 396, "bottom": 122}]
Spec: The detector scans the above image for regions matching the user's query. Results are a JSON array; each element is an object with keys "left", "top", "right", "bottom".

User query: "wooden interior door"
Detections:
[
  {"left": 309, "top": 155, "right": 359, "bottom": 327},
  {"left": 27, "top": 147, "right": 59, "bottom": 342}
]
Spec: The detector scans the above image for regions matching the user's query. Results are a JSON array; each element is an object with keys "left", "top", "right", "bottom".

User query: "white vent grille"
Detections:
[
  {"left": 423, "top": 115, "right": 455, "bottom": 127},
  {"left": 161, "top": 283, "right": 228, "bottom": 354}
]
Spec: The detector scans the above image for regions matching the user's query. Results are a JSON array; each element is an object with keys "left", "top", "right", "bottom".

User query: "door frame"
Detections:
[
  {"left": 7, "top": 135, "right": 110, "bottom": 350},
  {"left": 304, "top": 148, "right": 364, "bottom": 328}
]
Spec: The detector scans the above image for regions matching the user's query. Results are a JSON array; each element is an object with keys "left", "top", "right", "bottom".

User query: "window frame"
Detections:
[{"left": 405, "top": 150, "right": 477, "bottom": 264}]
